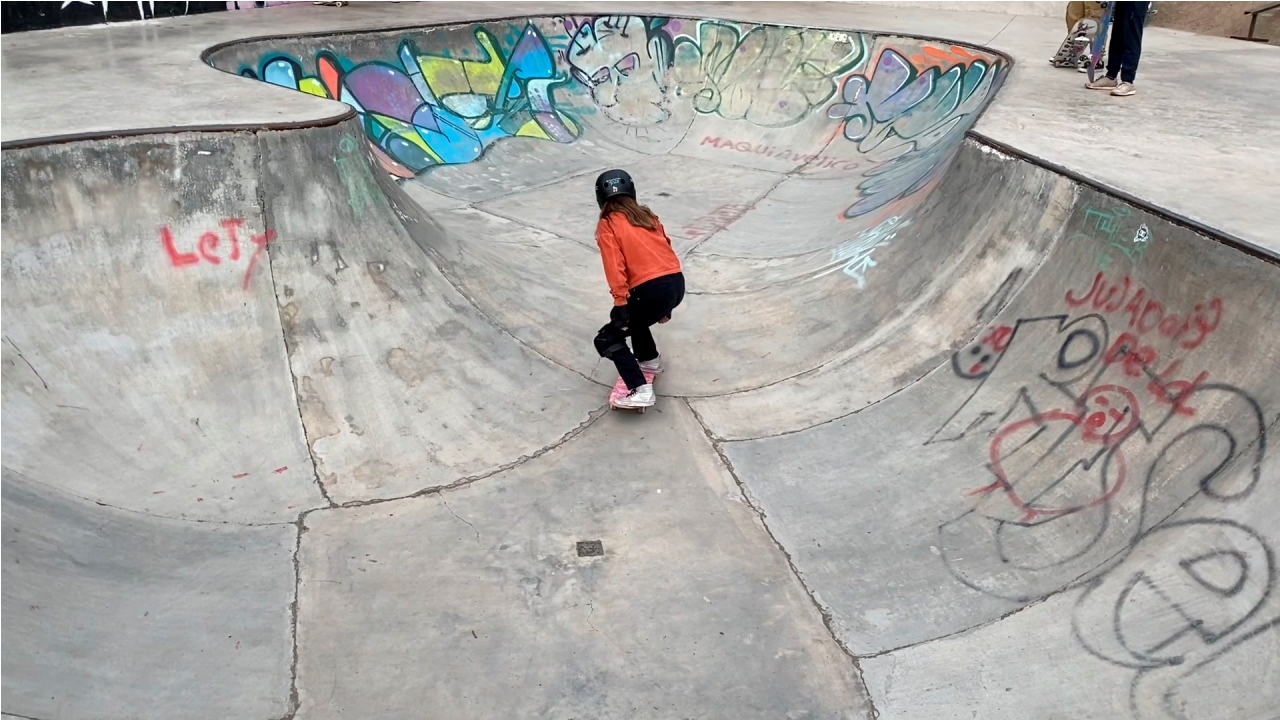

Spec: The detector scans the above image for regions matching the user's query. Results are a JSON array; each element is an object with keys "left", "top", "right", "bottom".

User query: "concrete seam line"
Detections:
[
  {"left": 682, "top": 173, "right": 790, "bottom": 258},
  {"left": 252, "top": 131, "right": 337, "bottom": 511},
  {"left": 469, "top": 204, "right": 599, "bottom": 253},
  {"left": 684, "top": 398, "right": 881, "bottom": 720},
  {"left": 986, "top": 15, "right": 1018, "bottom": 46},
  {"left": 314, "top": 406, "right": 609, "bottom": 513},
  {"left": 0, "top": 465, "right": 297, "bottom": 528},
  {"left": 280, "top": 516, "right": 306, "bottom": 720}
]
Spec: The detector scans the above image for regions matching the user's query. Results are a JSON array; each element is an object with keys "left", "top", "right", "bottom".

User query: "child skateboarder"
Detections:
[{"left": 591, "top": 169, "right": 685, "bottom": 410}]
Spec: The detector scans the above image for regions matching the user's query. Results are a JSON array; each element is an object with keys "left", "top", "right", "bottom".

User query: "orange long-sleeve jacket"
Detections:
[{"left": 595, "top": 213, "right": 683, "bottom": 306}]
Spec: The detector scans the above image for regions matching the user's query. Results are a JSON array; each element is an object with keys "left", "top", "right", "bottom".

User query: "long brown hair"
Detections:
[{"left": 600, "top": 195, "right": 660, "bottom": 231}]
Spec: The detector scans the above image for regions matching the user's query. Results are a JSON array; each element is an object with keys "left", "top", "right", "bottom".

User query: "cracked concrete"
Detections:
[
  {"left": 3, "top": 5, "right": 1279, "bottom": 720},
  {"left": 291, "top": 401, "right": 871, "bottom": 719}
]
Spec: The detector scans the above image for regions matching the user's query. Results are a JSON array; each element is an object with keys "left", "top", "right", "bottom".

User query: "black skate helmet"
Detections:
[{"left": 595, "top": 169, "right": 636, "bottom": 207}]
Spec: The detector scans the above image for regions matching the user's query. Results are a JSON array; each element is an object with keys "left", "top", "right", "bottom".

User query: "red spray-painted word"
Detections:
[
  {"left": 161, "top": 219, "right": 277, "bottom": 290},
  {"left": 1065, "top": 272, "right": 1223, "bottom": 350},
  {"left": 700, "top": 135, "right": 860, "bottom": 171},
  {"left": 682, "top": 204, "right": 750, "bottom": 239},
  {"left": 1104, "top": 333, "right": 1209, "bottom": 417}
]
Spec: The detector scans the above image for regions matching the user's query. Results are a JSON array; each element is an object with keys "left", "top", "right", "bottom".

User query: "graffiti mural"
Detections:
[
  {"left": 225, "top": 16, "right": 1007, "bottom": 226},
  {"left": 243, "top": 22, "right": 580, "bottom": 177},
  {"left": 676, "top": 21, "right": 867, "bottom": 127},
  {"left": 558, "top": 16, "right": 867, "bottom": 130},
  {"left": 828, "top": 46, "right": 1003, "bottom": 218},
  {"left": 558, "top": 15, "right": 679, "bottom": 129},
  {"left": 927, "top": 260, "right": 1275, "bottom": 718}
]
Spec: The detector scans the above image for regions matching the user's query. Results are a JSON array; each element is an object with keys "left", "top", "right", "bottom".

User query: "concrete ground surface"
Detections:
[{"left": 2, "top": 4, "right": 1278, "bottom": 720}]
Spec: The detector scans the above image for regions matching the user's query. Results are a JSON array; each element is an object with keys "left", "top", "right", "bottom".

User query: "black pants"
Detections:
[
  {"left": 1106, "top": 1, "right": 1148, "bottom": 83},
  {"left": 595, "top": 272, "right": 685, "bottom": 390}
]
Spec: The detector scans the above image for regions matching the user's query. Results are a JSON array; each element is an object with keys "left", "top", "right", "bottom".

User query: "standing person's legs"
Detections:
[
  {"left": 1104, "top": 2, "right": 1128, "bottom": 79},
  {"left": 1117, "top": 1, "right": 1148, "bottom": 82}
]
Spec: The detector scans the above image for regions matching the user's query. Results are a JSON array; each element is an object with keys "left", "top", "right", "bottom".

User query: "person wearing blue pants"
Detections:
[{"left": 1086, "top": 1, "right": 1149, "bottom": 96}]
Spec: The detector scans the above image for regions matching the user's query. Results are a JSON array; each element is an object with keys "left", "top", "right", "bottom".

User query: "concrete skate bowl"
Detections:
[{"left": 3, "top": 13, "right": 1279, "bottom": 720}]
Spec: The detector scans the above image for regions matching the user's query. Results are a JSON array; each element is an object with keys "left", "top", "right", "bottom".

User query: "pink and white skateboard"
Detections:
[{"left": 609, "top": 370, "right": 656, "bottom": 413}]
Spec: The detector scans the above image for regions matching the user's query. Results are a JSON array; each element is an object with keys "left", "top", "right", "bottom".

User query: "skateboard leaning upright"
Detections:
[
  {"left": 1050, "top": 18, "right": 1100, "bottom": 69},
  {"left": 1087, "top": 2, "right": 1115, "bottom": 82}
]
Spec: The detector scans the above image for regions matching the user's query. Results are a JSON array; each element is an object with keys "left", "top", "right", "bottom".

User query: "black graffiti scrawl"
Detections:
[{"left": 926, "top": 278, "right": 1276, "bottom": 719}]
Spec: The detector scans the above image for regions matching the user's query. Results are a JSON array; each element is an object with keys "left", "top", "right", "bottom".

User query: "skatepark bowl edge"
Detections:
[{"left": 3, "top": 13, "right": 1279, "bottom": 720}]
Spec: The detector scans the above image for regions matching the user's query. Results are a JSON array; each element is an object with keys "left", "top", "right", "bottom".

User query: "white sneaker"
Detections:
[
  {"left": 1086, "top": 75, "right": 1118, "bottom": 90},
  {"left": 1111, "top": 82, "right": 1136, "bottom": 96},
  {"left": 638, "top": 356, "right": 664, "bottom": 374},
  {"left": 614, "top": 384, "right": 655, "bottom": 409}
]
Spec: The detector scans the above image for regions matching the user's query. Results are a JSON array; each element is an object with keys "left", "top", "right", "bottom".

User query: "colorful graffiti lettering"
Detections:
[
  {"left": 161, "top": 220, "right": 275, "bottom": 290},
  {"left": 245, "top": 22, "right": 579, "bottom": 177},
  {"left": 827, "top": 47, "right": 1003, "bottom": 218},
  {"left": 229, "top": 17, "right": 1007, "bottom": 223},
  {"left": 813, "top": 215, "right": 907, "bottom": 288},
  {"left": 560, "top": 17, "right": 868, "bottom": 129},
  {"left": 675, "top": 22, "right": 866, "bottom": 127},
  {"left": 931, "top": 308, "right": 1263, "bottom": 578}
]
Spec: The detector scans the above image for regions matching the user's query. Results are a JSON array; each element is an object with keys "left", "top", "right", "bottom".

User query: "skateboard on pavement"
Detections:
[{"left": 609, "top": 370, "right": 656, "bottom": 413}]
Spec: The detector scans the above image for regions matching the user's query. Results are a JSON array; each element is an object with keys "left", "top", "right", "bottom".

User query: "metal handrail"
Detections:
[{"left": 1232, "top": 2, "right": 1279, "bottom": 42}]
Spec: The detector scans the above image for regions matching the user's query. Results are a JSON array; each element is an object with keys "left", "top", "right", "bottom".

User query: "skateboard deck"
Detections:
[
  {"left": 609, "top": 369, "right": 656, "bottom": 413},
  {"left": 1087, "top": 3, "right": 1115, "bottom": 82},
  {"left": 1051, "top": 18, "right": 1098, "bottom": 68}
]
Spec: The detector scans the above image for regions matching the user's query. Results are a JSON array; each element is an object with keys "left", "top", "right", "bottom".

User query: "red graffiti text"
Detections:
[
  {"left": 161, "top": 219, "right": 277, "bottom": 290},
  {"left": 1065, "top": 272, "right": 1223, "bottom": 350}
]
